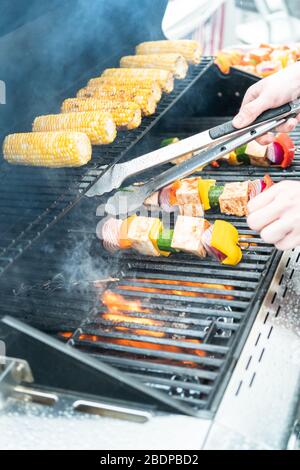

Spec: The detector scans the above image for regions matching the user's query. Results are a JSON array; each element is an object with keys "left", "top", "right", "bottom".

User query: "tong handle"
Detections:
[{"left": 209, "top": 102, "right": 293, "bottom": 140}]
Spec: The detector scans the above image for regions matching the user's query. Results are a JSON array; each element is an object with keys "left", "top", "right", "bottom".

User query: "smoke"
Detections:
[
  {"left": 0, "top": 340, "right": 5, "bottom": 363},
  {"left": 0, "top": 0, "right": 171, "bottom": 327},
  {"left": 0, "top": 0, "right": 167, "bottom": 141},
  {"left": 0, "top": 80, "right": 5, "bottom": 104},
  {"left": 62, "top": 235, "right": 111, "bottom": 287}
]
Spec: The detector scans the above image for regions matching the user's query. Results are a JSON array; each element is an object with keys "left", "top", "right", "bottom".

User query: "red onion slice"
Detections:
[
  {"left": 261, "top": 180, "right": 267, "bottom": 191},
  {"left": 102, "top": 218, "right": 122, "bottom": 253},
  {"left": 158, "top": 185, "right": 176, "bottom": 213},
  {"left": 201, "top": 226, "right": 227, "bottom": 262},
  {"left": 248, "top": 179, "right": 263, "bottom": 199},
  {"left": 267, "top": 142, "right": 284, "bottom": 164}
]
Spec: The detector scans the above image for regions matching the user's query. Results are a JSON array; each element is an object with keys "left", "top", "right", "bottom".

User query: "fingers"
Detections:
[
  {"left": 260, "top": 218, "right": 291, "bottom": 244},
  {"left": 247, "top": 198, "right": 283, "bottom": 232},
  {"left": 240, "top": 84, "right": 260, "bottom": 106},
  {"left": 275, "top": 231, "right": 300, "bottom": 251},
  {"left": 247, "top": 183, "right": 279, "bottom": 213},
  {"left": 254, "top": 117, "right": 297, "bottom": 145},
  {"left": 232, "top": 96, "right": 268, "bottom": 129},
  {"left": 275, "top": 117, "right": 298, "bottom": 133},
  {"left": 247, "top": 180, "right": 300, "bottom": 250},
  {"left": 256, "top": 132, "right": 275, "bottom": 145}
]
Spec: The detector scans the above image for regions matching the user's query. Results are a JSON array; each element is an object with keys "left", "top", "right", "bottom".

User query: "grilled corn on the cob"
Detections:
[
  {"left": 120, "top": 54, "right": 188, "bottom": 79},
  {"left": 87, "top": 78, "right": 162, "bottom": 102},
  {"left": 76, "top": 87, "right": 156, "bottom": 116},
  {"left": 3, "top": 131, "right": 92, "bottom": 167},
  {"left": 61, "top": 98, "right": 141, "bottom": 130},
  {"left": 136, "top": 40, "right": 202, "bottom": 64},
  {"left": 101, "top": 68, "right": 174, "bottom": 93},
  {"left": 33, "top": 111, "right": 116, "bottom": 145}
]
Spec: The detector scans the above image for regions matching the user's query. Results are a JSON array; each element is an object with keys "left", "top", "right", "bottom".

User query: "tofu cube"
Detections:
[
  {"left": 245, "top": 140, "right": 267, "bottom": 159},
  {"left": 179, "top": 203, "right": 204, "bottom": 217},
  {"left": 127, "top": 216, "right": 160, "bottom": 256},
  {"left": 176, "top": 177, "right": 203, "bottom": 217},
  {"left": 219, "top": 181, "right": 249, "bottom": 217},
  {"left": 171, "top": 215, "right": 208, "bottom": 257},
  {"left": 249, "top": 155, "right": 269, "bottom": 167}
]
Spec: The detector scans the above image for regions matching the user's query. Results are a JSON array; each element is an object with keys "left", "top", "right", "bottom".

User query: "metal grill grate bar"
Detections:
[{"left": 73, "top": 337, "right": 224, "bottom": 367}]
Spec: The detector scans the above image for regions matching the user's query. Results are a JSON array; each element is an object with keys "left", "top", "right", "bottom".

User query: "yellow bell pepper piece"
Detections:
[
  {"left": 228, "top": 151, "right": 241, "bottom": 165},
  {"left": 149, "top": 219, "right": 170, "bottom": 257},
  {"left": 211, "top": 220, "right": 242, "bottom": 266},
  {"left": 119, "top": 215, "right": 137, "bottom": 249},
  {"left": 198, "top": 179, "right": 216, "bottom": 210}
]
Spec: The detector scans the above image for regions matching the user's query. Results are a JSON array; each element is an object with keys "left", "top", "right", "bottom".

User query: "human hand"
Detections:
[
  {"left": 247, "top": 180, "right": 300, "bottom": 250},
  {"left": 233, "top": 62, "right": 300, "bottom": 144}
]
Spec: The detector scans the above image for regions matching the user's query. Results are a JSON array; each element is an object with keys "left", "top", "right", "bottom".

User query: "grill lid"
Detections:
[{"left": 0, "top": 315, "right": 200, "bottom": 416}]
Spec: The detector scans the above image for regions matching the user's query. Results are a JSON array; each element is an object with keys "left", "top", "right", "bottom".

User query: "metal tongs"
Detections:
[{"left": 85, "top": 100, "right": 300, "bottom": 216}]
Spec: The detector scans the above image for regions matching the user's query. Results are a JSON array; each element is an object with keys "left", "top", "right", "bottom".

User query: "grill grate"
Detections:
[
  {"left": 0, "top": 57, "right": 213, "bottom": 276},
  {"left": 57, "top": 122, "right": 300, "bottom": 414},
  {"left": 62, "top": 214, "right": 279, "bottom": 413},
  {"left": 0, "top": 189, "right": 281, "bottom": 414}
]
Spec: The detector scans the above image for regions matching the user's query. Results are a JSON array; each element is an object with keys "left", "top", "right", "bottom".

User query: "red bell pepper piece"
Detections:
[
  {"left": 263, "top": 174, "right": 274, "bottom": 189},
  {"left": 274, "top": 133, "right": 295, "bottom": 168},
  {"left": 169, "top": 180, "right": 180, "bottom": 206}
]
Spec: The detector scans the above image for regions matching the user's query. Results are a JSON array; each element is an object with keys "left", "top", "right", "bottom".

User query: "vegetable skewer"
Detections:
[
  {"left": 143, "top": 175, "right": 274, "bottom": 217},
  {"left": 101, "top": 215, "right": 242, "bottom": 266},
  {"left": 161, "top": 133, "right": 295, "bottom": 169}
]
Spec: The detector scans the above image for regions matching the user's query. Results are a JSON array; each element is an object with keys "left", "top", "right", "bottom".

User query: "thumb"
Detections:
[{"left": 232, "top": 97, "right": 267, "bottom": 129}]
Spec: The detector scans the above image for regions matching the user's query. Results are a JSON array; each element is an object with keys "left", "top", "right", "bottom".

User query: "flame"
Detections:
[
  {"left": 102, "top": 290, "right": 163, "bottom": 337},
  {"left": 59, "top": 331, "right": 73, "bottom": 339},
  {"left": 97, "top": 290, "right": 206, "bottom": 362},
  {"left": 118, "top": 279, "right": 234, "bottom": 300},
  {"left": 102, "top": 312, "right": 164, "bottom": 338},
  {"left": 102, "top": 290, "right": 150, "bottom": 313},
  {"left": 60, "top": 280, "right": 231, "bottom": 364},
  {"left": 239, "top": 234, "right": 257, "bottom": 248}
]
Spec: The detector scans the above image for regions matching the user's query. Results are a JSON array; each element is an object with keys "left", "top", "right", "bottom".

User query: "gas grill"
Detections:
[{"left": 0, "top": 0, "right": 300, "bottom": 450}]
